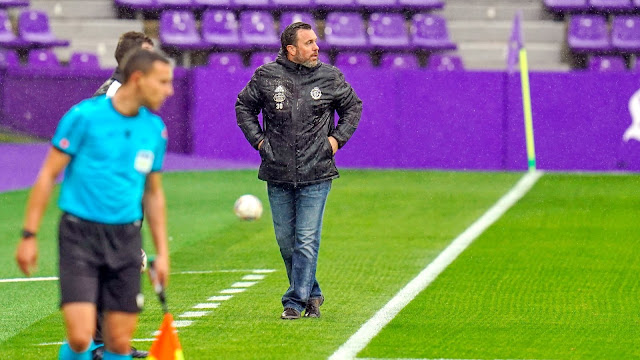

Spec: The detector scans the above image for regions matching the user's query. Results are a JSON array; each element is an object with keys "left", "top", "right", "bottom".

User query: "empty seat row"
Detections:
[
  {"left": 0, "top": 9, "right": 68, "bottom": 49},
  {"left": 115, "top": 0, "right": 444, "bottom": 12},
  {"left": 0, "top": 49, "right": 100, "bottom": 68},
  {"left": 0, "top": 0, "right": 27, "bottom": 8},
  {"left": 208, "top": 51, "right": 463, "bottom": 71},
  {"left": 568, "top": 14, "right": 640, "bottom": 52},
  {"left": 587, "top": 54, "right": 640, "bottom": 70},
  {"left": 160, "top": 10, "right": 455, "bottom": 52},
  {"left": 545, "top": 0, "right": 640, "bottom": 13}
]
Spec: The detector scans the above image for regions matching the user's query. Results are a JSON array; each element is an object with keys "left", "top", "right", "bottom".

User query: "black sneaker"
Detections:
[
  {"left": 304, "top": 296, "right": 325, "bottom": 318},
  {"left": 131, "top": 347, "right": 148, "bottom": 358},
  {"left": 92, "top": 347, "right": 103, "bottom": 360},
  {"left": 92, "top": 346, "right": 148, "bottom": 359},
  {"left": 280, "top": 307, "right": 301, "bottom": 320}
]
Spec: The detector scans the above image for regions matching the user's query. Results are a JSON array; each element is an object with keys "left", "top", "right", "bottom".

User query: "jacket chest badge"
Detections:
[
  {"left": 310, "top": 87, "right": 322, "bottom": 100},
  {"left": 273, "top": 85, "right": 285, "bottom": 110}
]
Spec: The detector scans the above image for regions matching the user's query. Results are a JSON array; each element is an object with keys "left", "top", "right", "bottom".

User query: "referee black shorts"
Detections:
[{"left": 58, "top": 212, "right": 143, "bottom": 313}]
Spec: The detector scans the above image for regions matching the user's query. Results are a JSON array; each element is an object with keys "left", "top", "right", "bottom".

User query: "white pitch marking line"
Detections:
[
  {"left": 180, "top": 311, "right": 210, "bottom": 318},
  {"left": 193, "top": 303, "right": 221, "bottom": 309},
  {"left": 0, "top": 276, "right": 58, "bottom": 283},
  {"left": 329, "top": 171, "right": 543, "bottom": 360},
  {"left": 172, "top": 320, "right": 193, "bottom": 328},
  {"left": 220, "top": 288, "right": 246, "bottom": 294},
  {"left": 38, "top": 338, "right": 156, "bottom": 346},
  {"left": 253, "top": 269, "right": 276, "bottom": 273},
  {"left": 242, "top": 274, "right": 266, "bottom": 280},
  {"left": 208, "top": 295, "right": 233, "bottom": 301},
  {"left": 231, "top": 281, "right": 257, "bottom": 288}
]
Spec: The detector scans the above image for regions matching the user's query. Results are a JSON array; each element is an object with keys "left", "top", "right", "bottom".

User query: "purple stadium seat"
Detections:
[
  {"left": 567, "top": 15, "right": 611, "bottom": 52},
  {"left": 0, "top": 49, "right": 19, "bottom": 67},
  {"left": 635, "top": 0, "right": 640, "bottom": 8},
  {"left": 324, "top": 12, "right": 369, "bottom": 49},
  {"left": 589, "top": 55, "right": 627, "bottom": 71},
  {"left": 426, "top": 53, "right": 464, "bottom": 71},
  {"left": 334, "top": 53, "right": 373, "bottom": 68},
  {"left": 27, "top": 49, "right": 58, "bottom": 67},
  {"left": 280, "top": 12, "right": 324, "bottom": 46},
  {"left": 318, "top": 52, "right": 330, "bottom": 63},
  {"left": 410, "top": 13, "right": 456, "bottom": 51},
  {"left": 114, "top": 0, "right": 159, "bottom": 11},
  {"left": 589, "top": 0, "right": 633, "bottom": 11},
  {"left": 69, "top": 52, "right": 100, "bottom": 69},
  {"left": 193, "top": 0, "right": 233, "bottom": 8},
  {"left": 612, "top": 16, "right": 640, "bottom": 51},
  {"left": 380, "top": 53, "right": 419, "bottom": 69},
  {"left": 159, "top": 10, "right": 205, "bottom": 50},
  {"left": 0, "top": 0, "right": 29, "bottom": 8},
  {"left": 156, "top": 0, "right": 198, "bottom": 9},
  {"left": 201, "top": 10, "right": 240, "bottom": 48},
  {"left": 239, "top": 11, "right": 279, "bottom": 49},
  {"left": 368, "top": 13, "right": 410, "bottom": 50},
  {"left": 355, "top": 0, "right": 401, "bottom": 11},
  {"left": 18, "top": 10, "right": 69, "bottom": 47},
  {"left": 397, "top": 0, "right": 444, "bottom": 10},
  {"left": 314, "top": 0, "right": 358, "bottom": 11},
  {"left": 249, "top": 51, "right": 276, "bottom": 69},
  {"left": 543, "top": 0, "right": 589, "bottom": 12},
  {"left": 232, "top": 0, "right": 273, "bottom": 9},
  {"left": 272, "top": 0, "right": 314, "bottom": 10},
  {"left": 208, "top": 52, "right": 244, "bottom": 72}
]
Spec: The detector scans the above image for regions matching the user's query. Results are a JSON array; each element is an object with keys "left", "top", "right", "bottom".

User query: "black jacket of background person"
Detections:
[
  {"left": 236, "top": 51, "right": 363, "bottom": 186},
  {"left": 93, "top": 68, "right": 124, "bottom": 97}
]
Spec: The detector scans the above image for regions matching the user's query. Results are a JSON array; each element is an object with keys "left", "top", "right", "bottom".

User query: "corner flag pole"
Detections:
[
  {"left": 509, "top": 10, "right": 537, "bottom": 171},
  {"left": 519, "top": 48, "right": 537, "bottom": 171}
]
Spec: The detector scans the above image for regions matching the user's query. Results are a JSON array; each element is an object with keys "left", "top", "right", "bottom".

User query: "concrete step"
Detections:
[
  {"left": 448, "top": 20, "right": 566, "bottom": 43},
  {"left": 457, "top": 42, "right": 571, "bottom": 71},
  {"left": 49, "top": 19, "right": 144, "bottom": 42},
  {"left": 30, "top": 0, "right": 116, "bottom": 20},
  {"left": 442, "top": 4, "right": 554, "bottom": 21}
]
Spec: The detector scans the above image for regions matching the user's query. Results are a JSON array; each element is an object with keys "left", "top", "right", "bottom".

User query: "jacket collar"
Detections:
[
  {"left": 112, "top": 68, "right": 124, "bottom": 83},
  {"left": 276, "top": 50, "right": 321, "bottom": 74}
]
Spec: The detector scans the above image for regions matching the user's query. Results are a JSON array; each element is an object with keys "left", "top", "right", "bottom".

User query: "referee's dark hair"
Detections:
[
  {"left": 115, "top": 31, "right": 154, "bottom": 65},
  {"left": 121, "top": 50, "right": 170, "bottom": 83},
  {"left": 281, "top": 22, "right": 312, "bottom": 55}
]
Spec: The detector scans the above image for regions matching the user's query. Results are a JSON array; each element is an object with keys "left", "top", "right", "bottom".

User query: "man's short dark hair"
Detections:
[
  {"left": 281, "top": 22, "right": 312, "bottom": 54},
  {"left": 121, "top": 49, "right": 170, "bottom": 83},
  {"left": 115, "top": 31, "right": 154, "bottom": 65}
]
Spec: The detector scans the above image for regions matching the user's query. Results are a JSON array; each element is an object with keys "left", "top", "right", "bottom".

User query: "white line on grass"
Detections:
[
  {"left": 180, "top": 311, "right": 210, "bottom": 318},
  {"left": 208, "top": 295, "right": 233, "bottom": 301},
  {"left": 193, "top": 303, "right": 221, "bottom": 309},
  {"left": 0, "top": 276, "right": 58, "bottom": 283},
  {"left": 231, "top": 281, "right": 257, "bottom": 287},
  {"left": 220, "top": 288, "right": 246, "bottom": 294},
  {"left": 243, "top": 274, "right": 266, "bottom": 280},
  {"left": 330, "top": 171, "right": 543, "bottom": 360}
]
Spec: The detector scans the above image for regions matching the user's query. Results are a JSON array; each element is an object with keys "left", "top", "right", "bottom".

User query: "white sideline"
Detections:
[{"left": 329, "top": 171, "right": 543, "bottom": 360}]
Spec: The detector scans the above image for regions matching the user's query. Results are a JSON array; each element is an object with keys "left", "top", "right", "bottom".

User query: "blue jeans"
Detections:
[{"left": 267, "top": 180, "right": 332, "bottom": 312}]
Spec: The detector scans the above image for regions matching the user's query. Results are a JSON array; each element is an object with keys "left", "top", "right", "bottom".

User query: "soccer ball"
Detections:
[{"left": 234, "top": 194, "right": 263, "bottom": 220}]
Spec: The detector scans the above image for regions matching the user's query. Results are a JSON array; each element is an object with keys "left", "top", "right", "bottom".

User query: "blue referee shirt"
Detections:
[{"left": 52, "top": 96, "right": 168, "bottom": 224}]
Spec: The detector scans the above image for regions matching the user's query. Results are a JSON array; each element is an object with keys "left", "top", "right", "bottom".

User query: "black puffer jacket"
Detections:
[{"left": 236, "top": 51, "right": 362, "bottom": 185}]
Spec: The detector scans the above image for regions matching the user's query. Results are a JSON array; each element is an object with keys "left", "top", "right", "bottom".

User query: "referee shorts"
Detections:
[{"left": 58, "top": 212, "right": 143, "bottom": 313}]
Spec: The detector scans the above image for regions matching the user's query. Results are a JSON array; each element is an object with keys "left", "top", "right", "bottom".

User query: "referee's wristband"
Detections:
[{"left": 21, "top": 229, "right": 36, "bottom": 239}]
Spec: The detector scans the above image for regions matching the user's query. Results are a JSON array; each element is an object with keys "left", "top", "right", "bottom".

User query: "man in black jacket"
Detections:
[
  {"left": 94, "top": 31, "right": 154, "bottom": 98},
  {"left": 236, "top": 22, "right": 362, "bottom": 320}
]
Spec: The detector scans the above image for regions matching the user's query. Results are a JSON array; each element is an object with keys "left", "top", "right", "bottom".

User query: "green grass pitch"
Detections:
[{"left": 0, "top": 170, "right": 637, "bottom": 359}]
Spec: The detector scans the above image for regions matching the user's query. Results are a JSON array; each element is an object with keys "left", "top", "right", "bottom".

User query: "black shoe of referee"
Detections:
[{"left": 92, "top": 346, "right": 148, "bottom": 359}]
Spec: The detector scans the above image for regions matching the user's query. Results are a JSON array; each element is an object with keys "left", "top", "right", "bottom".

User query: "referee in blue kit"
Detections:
[{"left": 15, "top": 50, "right": 174, "bottom": 360}]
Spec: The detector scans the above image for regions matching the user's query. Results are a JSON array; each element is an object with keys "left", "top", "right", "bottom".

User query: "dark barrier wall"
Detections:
[
  {"left": 3, "top": 66, "right": 640, "bottom": 171},
  {"left": 0, "top": 67, "right": 192, "bottom": 154}
]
